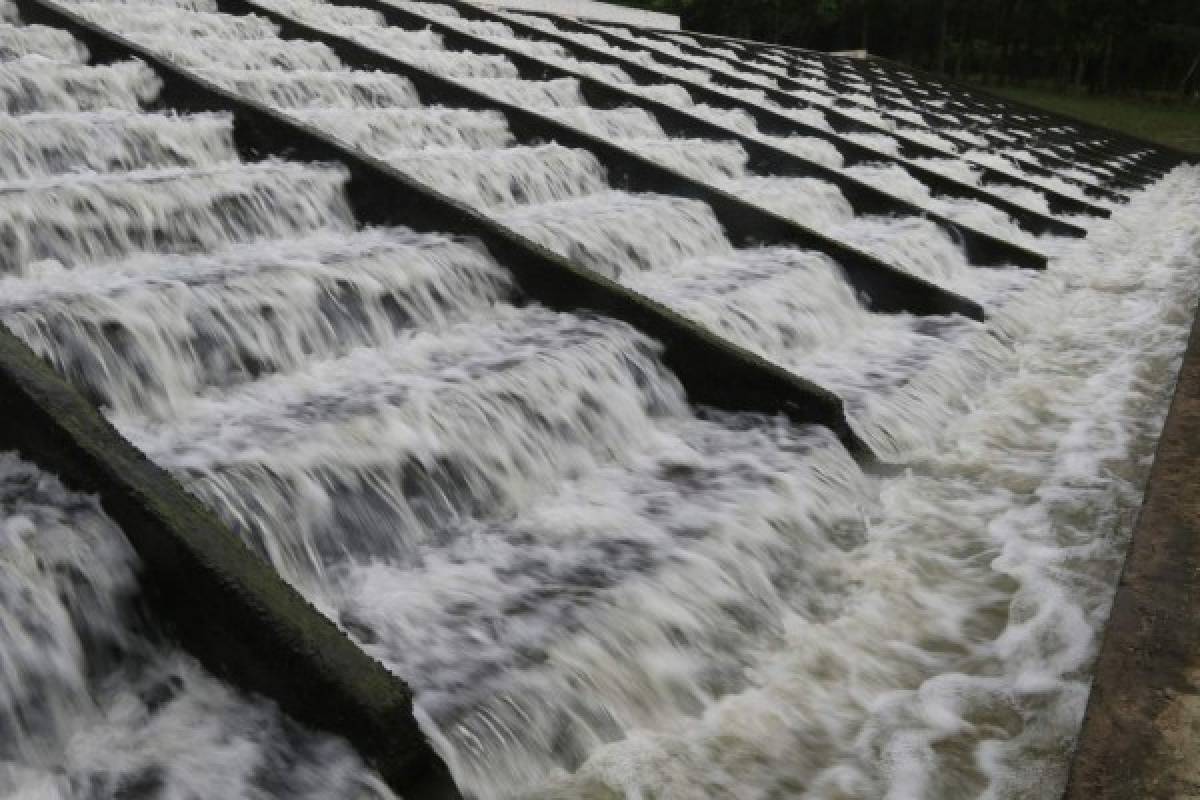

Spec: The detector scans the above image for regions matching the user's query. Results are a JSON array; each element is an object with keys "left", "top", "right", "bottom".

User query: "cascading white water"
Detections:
[
  {"left": 3, "top": 4, "right": 1199, "bottom": 800},
  {"left": 298, "top": 106, "right": 515, "bottom": 149},
  {"left": 2, "top": 229, "right": 514, "bottom": 414},
  {"left": 538, "top": 169, "right": 1200, "bottom": 800},
  {"left": 495, "top": 10, "right": 1114, "bottom": 230},
  {"left": 0, "top": 109, "right": 238, "bottom": 179},
  {"left": 0, "top": 452, "right": 397, "bottom": 799},
  {"left": 55, "top": 0, "right": 1045, "bottom": 470},
  {"left": 71, "top": 3, "right": 279, "bottom": 37},
  {"left": 441, "top": 17, "right": 520, "bottom": 40},
  {"left": 0, "top": 20, "right": 86, "bottom": 61},
  {"left": 543, "top": 105, "right": 664, "bottom": 139},
  {"left": 0, "top": 162, "right": 353, "bottom": 269},
  {"left": 449, "top": 7, "right": 1061, "bottom": 254},
  {"left": 370, "top": 45, "right": 521, "bottom": 79},
  {"left": 626, "top": 80, "right": 692, "bottom": 106},
  {"left": 471, "top": 75, "right": 585, "bottom": 108},
  {"left": 387, "top": 143, "right": 610, "bottom": 208},
  {"left": 503, "top": 191, "right": 734, "bottom": 278},
  {"left": 199, "top": 65, "right": 422, "bottom": 107},
  {"left": 0, "top": 57, "right": 160, "bottom": 112},
  {"left": 159, "top": 37, "right": 345, "bottom": 72},
  {"left": 259, "top": 0, "right": 396, "bottom": 28},
  {"left": 745, "top": 46, "right": 1134, "bottom": 199},
  {"left": 342, "top": 2, "right": 1009, "bottom": 294},
  {"left": 843, "top": 161, "right": 1066, "bottom": 252}
]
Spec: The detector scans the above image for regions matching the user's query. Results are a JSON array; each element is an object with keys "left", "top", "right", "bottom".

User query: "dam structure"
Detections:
[{"left": 0, "top": 0, "right": 1196, "bottom": 797}]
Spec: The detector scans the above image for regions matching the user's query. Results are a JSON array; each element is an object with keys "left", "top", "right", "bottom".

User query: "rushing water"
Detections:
[
  {"left": 486, "top": 8, "right": 1125, "bottom": 239},
  {"left": 0, "top": 452, "right": 399, "bottom": 798},
  {"left": 70, "top": 0, "right": 1037, "bottom": 455},
  {"left": 2, "top": 3, "right": 1199, "bottom": 799}
]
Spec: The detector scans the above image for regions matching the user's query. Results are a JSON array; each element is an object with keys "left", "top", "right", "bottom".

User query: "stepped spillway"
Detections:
[
  {"left": 0, "top": 0, "right": 1197, "bottom": 798},
  {"left": 0, "top": 452, "right": 396, "bottom": 798}
]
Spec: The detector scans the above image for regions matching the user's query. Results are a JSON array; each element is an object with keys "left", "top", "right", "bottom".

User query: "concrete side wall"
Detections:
[
  {"left": 474, "top": 0, "right": 679, "bottom": 29},
  {"left": 1064, "top": 303, "right": 1200, "bottom": 799}
]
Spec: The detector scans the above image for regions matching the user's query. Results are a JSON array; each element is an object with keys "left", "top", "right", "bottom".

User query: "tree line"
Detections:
[{"left": 610, "top": 0, "right": 1200, "bottom": 96}]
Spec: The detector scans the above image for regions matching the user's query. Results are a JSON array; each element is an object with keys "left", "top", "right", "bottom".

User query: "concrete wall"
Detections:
[
  {"left": 1064, "top": 301, "right": 1200, "bottom": 799},
  {"left": 474, "top": 0, "right": 679, "bottom": 29}
]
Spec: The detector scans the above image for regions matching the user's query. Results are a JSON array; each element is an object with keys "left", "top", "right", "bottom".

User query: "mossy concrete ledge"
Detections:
[
  {"left": 0, "top": 325, "right": 459, "bottom": 798},
  {"left": 1064, "top": 302, "right": 1200, "bottom": 799}
]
